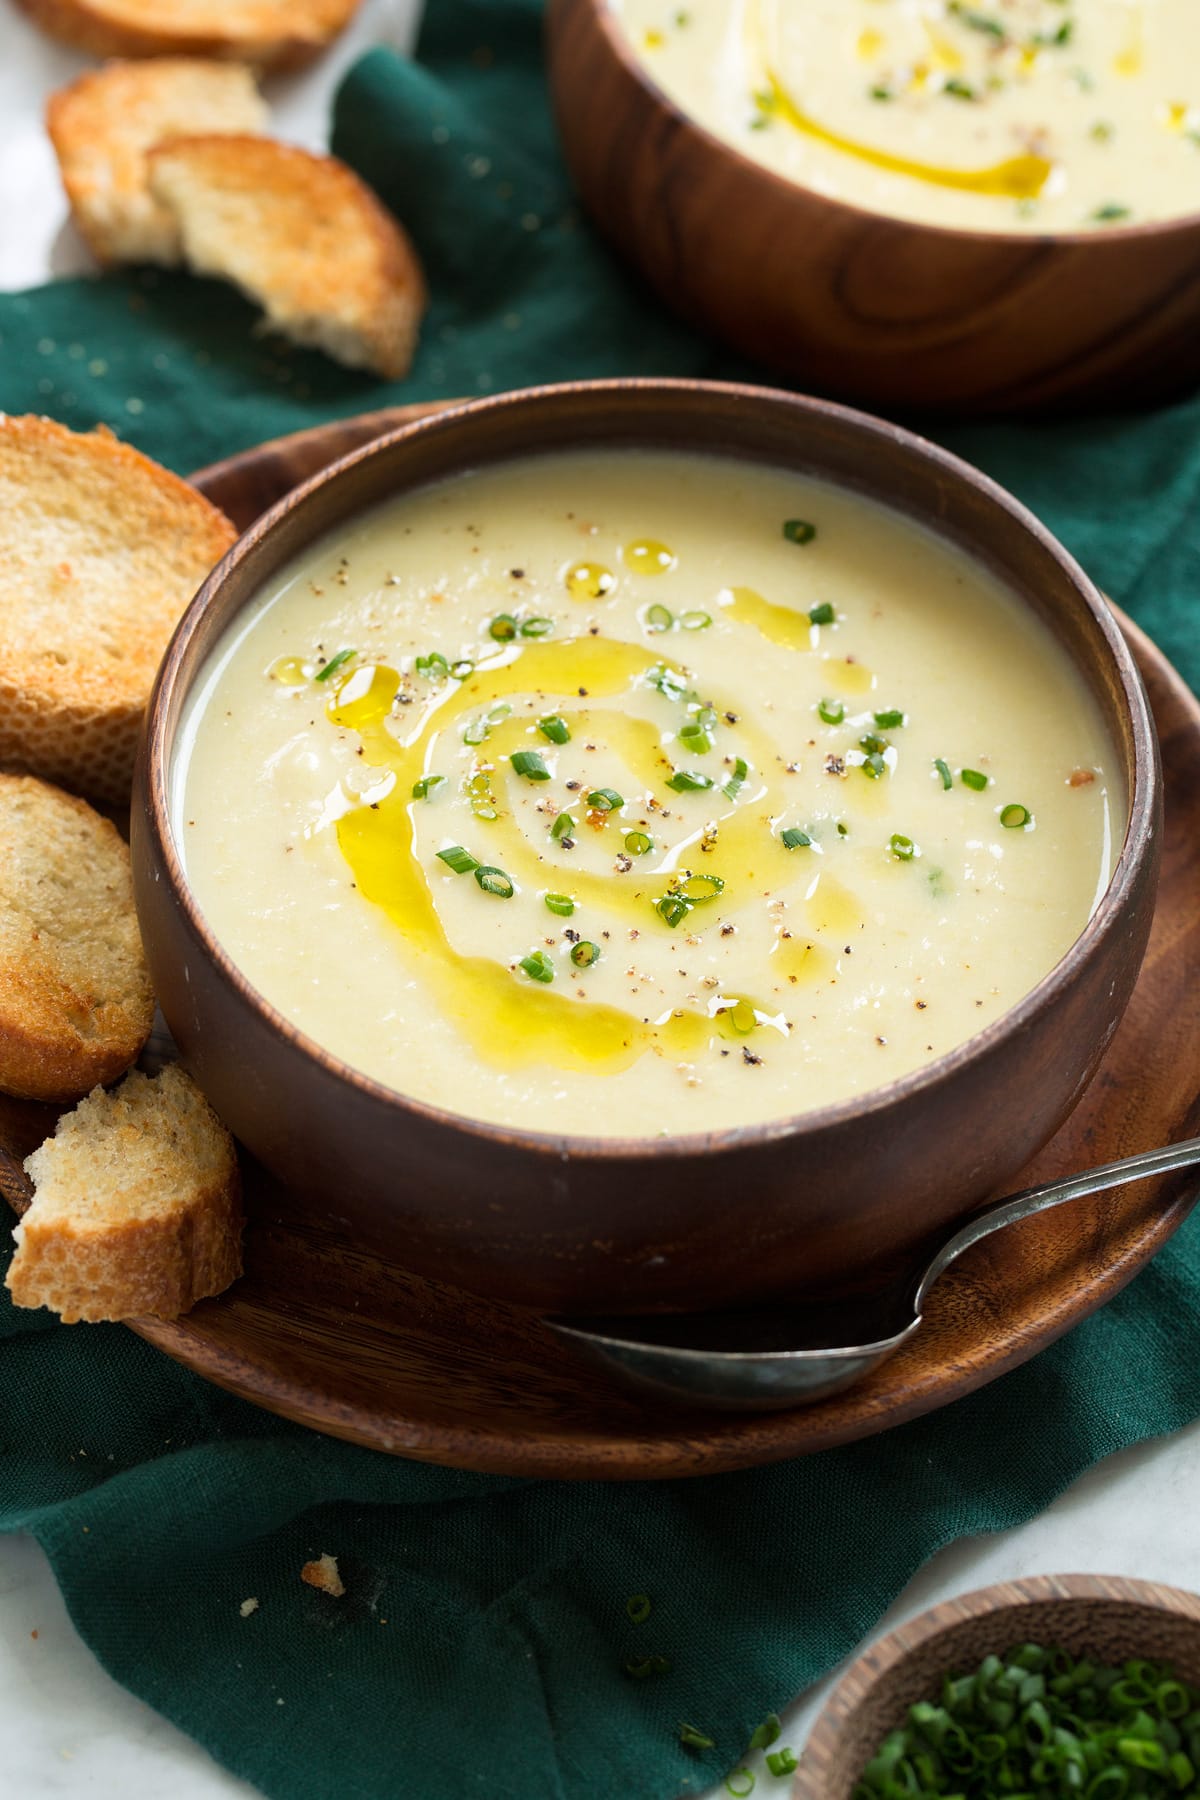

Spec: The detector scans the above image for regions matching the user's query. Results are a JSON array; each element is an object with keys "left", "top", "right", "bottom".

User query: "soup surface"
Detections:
[
  {"left": 612, "top": 0, "right": 1200, "bottom": 233},
  {"left": 174, "top": 450, "right": 1117, "bottom": 1138}
]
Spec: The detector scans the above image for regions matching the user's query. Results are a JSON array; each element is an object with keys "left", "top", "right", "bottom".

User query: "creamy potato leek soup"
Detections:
[
  {"left": 612, "top": 0, "right": 1200, "bottom": 233},
  {"left": 173, "top": 451, "right": 1117, "bottom": 1138}
]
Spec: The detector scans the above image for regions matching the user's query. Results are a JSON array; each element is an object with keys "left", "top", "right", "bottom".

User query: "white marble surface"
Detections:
[{"left": 2, "top": 5, "right": 1199, "bottom": 1795}]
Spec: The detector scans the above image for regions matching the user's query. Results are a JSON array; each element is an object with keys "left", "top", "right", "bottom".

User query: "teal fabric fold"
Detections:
[{"left": 1, "top": 2, "right": 1198, "bottom": 1795}]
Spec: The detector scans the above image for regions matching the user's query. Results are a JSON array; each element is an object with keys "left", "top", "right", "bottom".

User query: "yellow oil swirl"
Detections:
[
  {"left": 717, "top": 584, "right": 814, "bottom": 652},
  {"left": 762, "top": 69, "right": 1052, "bottom": 200}
]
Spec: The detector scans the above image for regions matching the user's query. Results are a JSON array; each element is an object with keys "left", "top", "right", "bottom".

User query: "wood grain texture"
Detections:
[
  {"left": 1, "top": 410, "right": 1196, "bottom": 1479},
  {"left": 545, "top": 0, "right": 1200, "bottom": 416},
  {"left": 796, "top": 1575, "right": 1200, "bottom": 1798}
]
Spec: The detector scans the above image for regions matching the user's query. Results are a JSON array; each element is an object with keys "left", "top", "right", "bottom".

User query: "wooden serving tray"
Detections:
[{"left": 2, "top": 405, "right": 1198, "bottom": 1481}]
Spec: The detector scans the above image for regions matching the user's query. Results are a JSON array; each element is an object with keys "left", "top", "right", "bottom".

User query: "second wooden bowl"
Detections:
[
  {"left": 546, "top": 0, "right": 1200, "bottom": 416},
  {"left": 797, "top": 1574, "right": 1200, "bottom": 1797}
]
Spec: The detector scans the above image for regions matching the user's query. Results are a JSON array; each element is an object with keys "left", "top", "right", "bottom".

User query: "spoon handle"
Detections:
[{"left": 914, "top": 1134, "right": 1200, "bottom": 1312}]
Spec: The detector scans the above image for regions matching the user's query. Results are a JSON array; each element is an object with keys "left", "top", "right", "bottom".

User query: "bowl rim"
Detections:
[
  {"left": 142, "top": 376, "right": 1159, "bottom": 1164},
  {"left": 795, "top": 1572, "right": 1200, "bottom": 1798},
  {"left": 564, "top": 0, "right": 1200, "bottom": 247}
]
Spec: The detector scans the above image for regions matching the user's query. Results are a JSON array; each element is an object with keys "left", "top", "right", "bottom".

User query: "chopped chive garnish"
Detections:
[
  {"left": 765, "top": 1749, "right": 798, "bottom": 1777},
  {"left": 680, "top": 610, "right": 712, "bottom": 630},
  {"left": 943, "top": 76, "right": 977, "bottom": 99},
  {"left": 874, "top": 708, "right": 905, "bottom": 729},
  {"left": 411, "top": 774, "right": 445, "bottom": 800},
  {"left": 511, "top": 749, "right": 551, "bottom": 781},
  {"left": 520, "top": 616, "right": 554, "bottom": 637},
  {"left": 487, "top": 703, "right": 512, "bottom": 724},
  {"left": 314, "top": 648, "right": 355, "bottom": 682},
  {"left": 725, "top": 1772, "right": 755, "bottom": 1797},
  {"left": 781, "top": 827, "right": 812, "bottom": 850},
  {"left": 656, "top": 894, "right": 690, "bottom": 929},
  {"left": 644, "top": 663, "right": 695, "bottom": 704},
  {"left": 625, "top": 1656, "right": 671, "bottom": 1679},
  {"left": 677, "top": 873, "right": 724, "bottom": 902},
  {"left": 961, "top": 768, "right": 988, "bottom": 791},
  {"left": 624, "top": 830, "right": 652, "bottom": 855},
  {"left": 818, "top": 698, "right": 844, "bottom": 725},
  {"left": 538, "top": 714, "right": 570, "bottom": 744},
  {"left": 551, "top": 811, "right": 576, "bottom": 841},
  {"left": 645, "top": 603, "right": 674, "bottom": 632},
  {"left": 934, "top": 758, "right": 953, "bottom": 790},
  {"left": 808, "top": 602, "right": 835, "bottom": 626},
  {"left": 488, "top": 613, "right": 518, "bottom": 641},
  {"left": 436, "top": 844, "right": 479, "bottom": 874},
  {"left": 463, "top": 717, "right": 490, "bottom": 746},
  {"left": 858, "top": 733, "right": 888, "bottom": 756},
  {"left": 889, "top": 834, "right": 916, "bottom": 860},
  {"left": 783, "top": 519, "right": 816, "bottom": 545},
  {"left": 666, "top": 770, "right": 714, "bottom": 792},
  {"left": 723, "top": 756, "right": 749, "bottom": 801},
  {"left": 862, "top": 752, "right": 886, "bottom": 780},
  {"left": 450, "top": 658, "right": 475, "bottom": 680},
  {"left": 723, "top": 997, "right": 757, "bottom": 1033},
  {"left": 415, "top": 650, "right": 449, "bottom": 679},
  {"left": 626, "top": 1593, "right": 652, "bottom": 1624},
  {"left": 679, "top": 1724, "right": 716, "bottom": 1752},
  {"left": 678, "top": 724, "right": 713, "bottom": 755},
  {"left": 519, "top": 949, "right": 554, "bottom": 982},
  {"left": 544, "top": 892, "right": 575, "bottom": 917},
  {"left": 571, "top": 939, "right": 600, "bottom": 968},
  {"left": 748, "top": 1715, "right": 781, "bottom": 1752},
  {"left": 1001, "top": 803, "right": 1032, "bottom": 828},
  {"left": 1091, "top": 201, "right": 1132, "bottom": 223},
  {"left": 475, "top": 865, "right": 514, "bottom": 897},
  {"left": 587, "top": 787, "right": 623, "bottom": 812}
]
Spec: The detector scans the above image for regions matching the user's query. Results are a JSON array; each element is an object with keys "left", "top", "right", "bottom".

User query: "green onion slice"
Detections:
[
  {"left": 656, "top": 894, "right": 690, "bottom": 929},
  {"left": 748, "top": 1715, "right": 781, "bottom": 1752},
  {"left": 415, "top": 651, "right": 449, "bottom": 679},
  {"left": 314, "top": 647, "right": 355, "bottom": 682},
  {"left": 645, "top": 603, "right": 673, "bottom": 633},
  {"left": 474, "top": 865, "right": 514, "bottom": 897},
  {"left": 818, "top": 698, "right": 844, "bottom": 725},
  {"left": 680, "top": 610, "right": 712, "bottom": 630},
  {"left": 411, "top": 774, "right": 445, "bottom": 800},
  {"left": 626, "top": 1593, "right": 651, "bottom": 1624},
  {"left": 624, "top": 830, "right": 652, "bottom": 855},
  {"left": 862, "top": 752, "right": 886, "bottom": 780},
  {"left": 537, "top": 714, "right": 571, "bottom": 744},
  {"left": 808, "top": 602, "right": 835, "bottom": 626},
  {"left": 463, "top": 718, "right": 490, "bottom": 746},
  {"left": 934, "top": 758, "right": 953, "bottom": 790},
  {"left": 678, "top": 724, "right": 713, "bottom": 755},
  {"left": 666, "top": 770, "right": 714, "bottom": 792},
  {"left": 519, "top": 949, "right": 554, "bottom": 982},
  {"left": 520, "top": 616, "right": 554, "bottom": 637},
  {"left": 874, "top": 708, "right": 905, "bottom": 729},
  {"left": 587, "top": 787, "right": 623, "bottom": 812},
  {"left": 677, "top": 873, "right": 724, "bottom": 902},
  {"left": 551, "top": 811, "right": 576, "bottom": 841},
  {"left": 723, "top": 757, "right": 749, "bottom": 801},
  {"left": 858, "top": 733, "right": 888, "bottom": 756},
  {"left": 781, "top": 827, "right": 812, "bottom": 850},
  {"left": 725, "top": 1772, "right": 755, "bottom": 1797},
  {"left": 436, "top": 845, "right": 478, "bottom": 874},
  {"left": 571, "top": 939, "right": 600, "bottom": 968},
  {"left": 544, "top": 892, "right": 575, "bottom": 917},
  {"left": 889, "top": 834, "right": 916, "bottom": 860},
  {"left": 1000, "top": 803, "right": 1032, "bottom": 829},
  {"left": 510, "top": 749, "right": 551, "bottom": 781},
  {"left": 679, "top": 1724, "right": 715, "bottom": 1751},
  {"left": 488, "top": 613, "right": 518, "bottom": 641},
  {"left": 783, "top": 519, "right": 816, "bottom": 545},
  {"left": 450, "top": 658, "right": 475, "bottom": 680},
  {"left": 765, "top": 1749, "right": 798, "bottom": 1778},
  {"left": 961, "top": 767, "right": 989, "bottom": 791}
]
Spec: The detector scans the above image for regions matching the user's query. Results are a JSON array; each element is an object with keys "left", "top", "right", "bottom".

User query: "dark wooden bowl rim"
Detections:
[{"left": 142, "top": 377, "right": 1158, "bottom": 1167}]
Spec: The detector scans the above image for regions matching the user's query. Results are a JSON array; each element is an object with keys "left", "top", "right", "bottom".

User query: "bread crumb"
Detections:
[
  {"left": 301, "top": 1553, "right": 345, "bottom": 1597},
  {"left": 239, "top": 1598, "right": 259, "bottom": 1618}
]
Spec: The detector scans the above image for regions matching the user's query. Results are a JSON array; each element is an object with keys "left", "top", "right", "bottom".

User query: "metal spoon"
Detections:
[{"left": 548, "top": 1137, "right": 1200, "bottom": 1412}]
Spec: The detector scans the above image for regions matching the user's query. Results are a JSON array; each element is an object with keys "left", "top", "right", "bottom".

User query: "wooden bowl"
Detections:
[
  {"left": 797, "top": 1575, "right": 1200, "bottom": 1798},
  {"left": 131, "top": 378, "right": 1160, "bottom": 1314},
  {"left": 545, "top": 0, "right": 1200, "bottom": 416}
]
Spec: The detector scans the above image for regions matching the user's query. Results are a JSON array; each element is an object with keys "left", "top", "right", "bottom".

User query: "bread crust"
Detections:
[
  {"left": 0, "top": 414, "right": 236, "bottom": 807},
  {"left": 7, "top": 1066, "right": 243, "bottom": 1322},
  {"left": 147, "top": 136, "right": 427, "bottom": 379},
  {"left": 0, "top": 774, "right": 154, "bottom": 1104},
  {"left": 14, "top": 0, "right": 361, "bottom": 68}
]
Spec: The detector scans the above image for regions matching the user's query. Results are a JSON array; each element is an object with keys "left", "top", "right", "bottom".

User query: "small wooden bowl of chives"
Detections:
[{"left": 795, "top": 1575, "right": 1200, "bottom": 1798}]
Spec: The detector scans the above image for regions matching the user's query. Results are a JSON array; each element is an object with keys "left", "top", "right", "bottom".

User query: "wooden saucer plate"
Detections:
[{"left": 2, "top": 404, "right": 1198, "bottom": 1481}]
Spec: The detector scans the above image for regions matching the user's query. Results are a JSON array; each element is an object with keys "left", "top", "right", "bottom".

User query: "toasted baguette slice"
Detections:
[
  {"left": 7, "top": 1064, "right": 243, "bottom": 1323},
  {"left": 13, "top": 0, "right": 361, "bottom": 68},
  {"left": 0, "top": 415, "right": 236, "bottom": 807},
  {"left": 48, "top": 60, "right": 268, "bottom": 267},
  {"left": 148, "top": 136, "right": 426, "bottom": 379},
  {"left": 0, "top": 775, "right": 154, "bottom": 1104}
]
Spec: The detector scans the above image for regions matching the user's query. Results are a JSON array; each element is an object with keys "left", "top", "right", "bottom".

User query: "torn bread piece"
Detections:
[
  {"left": 13, "top": 0, "right": 363, "bottom": 69},
  {"left": 301, "top": 1555, "right": 345, "bottom": 1597},
  {"left": 148, "top": 136, "right": 427, "bottom": 379},
  {"left": 0, "top": 415, "right": 236, "bottom": 807},
  {"left": 48, "top": 59, "right": 268, "bottom": 266},
  {"left": 0, "top": 774, "right": 154, "bottom": 1104},
  {"left": 7, "top": 1064, "right": 243, "bottom": 1322}
]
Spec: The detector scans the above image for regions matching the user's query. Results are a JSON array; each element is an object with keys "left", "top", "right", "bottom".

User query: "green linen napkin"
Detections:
[{"left": 1, "top": 4, "right": 1199, "bottom": 1797}]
